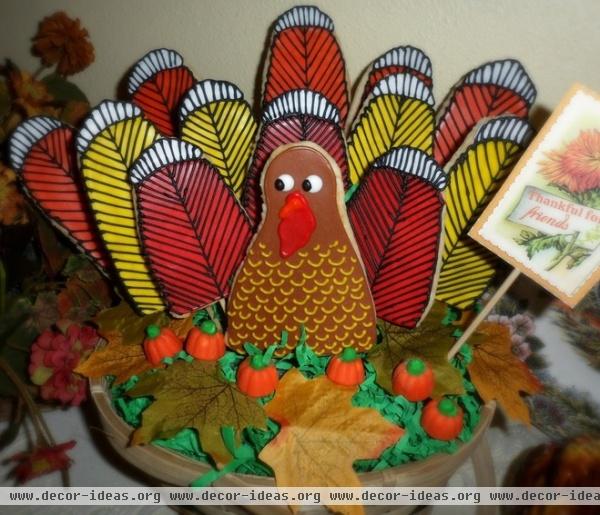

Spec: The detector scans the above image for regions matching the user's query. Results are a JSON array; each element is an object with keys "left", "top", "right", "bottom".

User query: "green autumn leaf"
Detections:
[
  {"left": 62, "top": 254, "right": 90, "bottom": 277},
  {"left": 567, "top": 246, "right": 592, "bottom": 268},
  {"left": 128, "top": 360, "right": 267, "bottom": 463},
  {"left": 93, "top": 302, "right": 168, "bottom": 345},
  {"left": 369, "top": 302, "right": 464, "bottom": 397},
  {"left": 41, "top": 73, "right": 88, "bottom": 103}
]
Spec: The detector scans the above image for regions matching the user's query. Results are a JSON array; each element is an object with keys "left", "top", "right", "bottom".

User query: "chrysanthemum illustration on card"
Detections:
[{"left": 471, "top": 85, "right": 600, "bottom": 307}]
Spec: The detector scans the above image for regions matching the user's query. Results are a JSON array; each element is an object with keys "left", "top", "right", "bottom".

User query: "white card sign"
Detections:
[{"left": 471, "top": 84, "right": 600, "bottom": 307}]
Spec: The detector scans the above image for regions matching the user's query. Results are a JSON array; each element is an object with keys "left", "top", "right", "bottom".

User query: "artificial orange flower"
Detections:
[
  {"left": 540, "top": 129, "right": 600, "bottom": 193},
  {"left": 0, "top": 164, "right": 28, "bottom": 225},
  {"left": 8, "top": 68, "right": 55, "bottom": 117},
  {"left": 32, "top": 11, "right": 94, "bottom": 77}
]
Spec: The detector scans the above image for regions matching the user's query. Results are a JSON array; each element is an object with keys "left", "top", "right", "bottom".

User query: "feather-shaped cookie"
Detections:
[
  {"left": 436, "top": 116, "right": 533, "bottom": 309},
  {"left": 128, "top": 48, "right": 195, "bottom": 136},
  {"left": 179, "top": 80, "right": 256, "bottom": 197},
  {"left": 77, "top": 101, "right": 164, "bottom": 314},
  {"left": 130, "top": 138, "right": 252, "bottom": 316}
]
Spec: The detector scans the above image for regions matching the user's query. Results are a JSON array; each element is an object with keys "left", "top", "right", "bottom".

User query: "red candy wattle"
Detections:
[{"left": 277, "top": 191, "right": 317, "bottom": 258}]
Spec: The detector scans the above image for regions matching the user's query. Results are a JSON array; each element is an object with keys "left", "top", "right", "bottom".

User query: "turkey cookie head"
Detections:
[{"left": 260, "top": 142, "right": 347, "bottom": 258}]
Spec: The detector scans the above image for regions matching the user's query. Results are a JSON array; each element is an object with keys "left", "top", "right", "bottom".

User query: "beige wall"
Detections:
[{"left": 1, "top": 0, "right": 597, "bottom": 122}]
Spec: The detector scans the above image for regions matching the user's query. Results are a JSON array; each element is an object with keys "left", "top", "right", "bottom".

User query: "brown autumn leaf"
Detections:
[
  {"left": 259, "top": 369, "right": 404, "bottom": 515},
  {"left": 77, "top": 302, "right": 194, "bottom": 384},
  {"left": 74, "top": 330, "right": 159, "bottom": 384},
  {"left": 93, "top": 302, "right": 168, "bottom": 344},
  {"left": 57, "top": 274, "right": 112, "bottom": 322},
  {"left": 0, "top": 164, "right": 29, "bottom": 225},
  {"left": 369, "top": 301, "right": 464, "bottom": 397},
  {"left": 0, "top": 111, "right": 24, "bottom": 144},
  {"left": 60, "top": 99, "right": 90, "bottom": 126},
  {"left": 469, "top": 321, "right": 542, "bottom": 424},
  {"left": 169, "top": 315, "right": 195, "bottom": 339},
  {"left": 128, "top": 360, "right": 267, "bottom": 463},
  {"left": 8, "top": 68, "right": 56, "bottom": 117},
  {"left": 35, "top": 214, "right": 70, "bottom": 277}
]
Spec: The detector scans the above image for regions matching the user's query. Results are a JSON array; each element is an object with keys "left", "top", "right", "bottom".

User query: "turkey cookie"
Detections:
[{"left": 227, "top": 142, "right": 377, "bottom": 356}]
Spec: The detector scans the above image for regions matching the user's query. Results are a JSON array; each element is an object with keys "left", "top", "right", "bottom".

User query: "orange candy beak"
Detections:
[{"left": 277, "top": 191, "right": 317, "bottom": 258}]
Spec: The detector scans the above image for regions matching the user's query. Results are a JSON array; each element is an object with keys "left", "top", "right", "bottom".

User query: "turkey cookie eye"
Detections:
[
  {"left": 275, "top": 174, "right": 294, "bottom": 192},
  {"left": 302, "top": 175, "right": 323, "bottom": 193}
]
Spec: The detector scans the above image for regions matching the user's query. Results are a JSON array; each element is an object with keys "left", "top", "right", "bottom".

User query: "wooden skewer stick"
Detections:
[{"left": 447, "top": 268, "right": 521, "bottom": 360}]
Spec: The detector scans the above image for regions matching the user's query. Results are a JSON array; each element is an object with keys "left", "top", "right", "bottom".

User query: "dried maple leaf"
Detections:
[
  {"left": 77, "top": 303, "right": 195, "bottom": 384},
  {"left": 259, "top": 369, "right": 404, "bottom": 515},
  {"left": 369, "top": 302, "right": 464, "bottom": 397},
  {"left": 169, "top": 315, "right": 195, "bottom": 339},
  {"left": 60, "top": 99, "right": 90, "bottom": 126},
  {"left": 93, "top": 302, "right": 168, "bottom": 343},
  {"left": 8, "top": 68, "right": 56, "bottom": 117},
  {"left": 57, "top": 274, "right": 112, "bottom": 322},
  {"left": 75, "top": 330, "right": 159, "bottom": 384},
  {"left": 469, "top": 321, "right": 542, "bottom": 424},
  {"left": 30, "top": 291, "right": 60, "bottom": 333},
  {"left": 128, "top": 360, "right": 267, "bottom": 464},
  {"left": 0, "top": 164, "right": 29, "bottom": 225}
]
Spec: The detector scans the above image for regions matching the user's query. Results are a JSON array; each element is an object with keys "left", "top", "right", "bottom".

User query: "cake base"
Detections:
[{"left": 90, "top": 377, "right": 496, "bottom": 515}]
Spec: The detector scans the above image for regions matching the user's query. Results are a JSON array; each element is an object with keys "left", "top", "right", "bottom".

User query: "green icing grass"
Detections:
[{"left": 110, "top": 340, "right": 481, "bottom": 479}]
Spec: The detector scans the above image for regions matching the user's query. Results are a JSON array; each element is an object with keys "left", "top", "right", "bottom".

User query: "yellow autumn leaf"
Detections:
[
  {"left": 76, "top": 302, "right": 195, "bottom": 384},
  {"left": 75, "top": 330, "right": 160, "bottom": 385},
  {"left": 469, "top": 322, "right": 542, "bottom": 424},
  {"left": 259, "top": 369, "right": 404, "bottom": 515},
  {"left": 93, "top": 302, "right": 167, "bottom": 344}
]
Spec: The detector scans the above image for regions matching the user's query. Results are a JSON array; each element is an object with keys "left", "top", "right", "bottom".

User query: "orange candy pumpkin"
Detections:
[
  {"left": 186, "top": 320, "right": 225, "bottom": 361},
  {"left": 326, "top": 348, "right": 365, "bottom": 386},
  {"left": 421, "top": 398, "right": 464, "bottom": 441},
  {"left": 392, "top": 358, "right": 435, "bottom": 401},
  {"left": 237, "top": 355, "right": 278, "bottom": 398},
  {"left": 143, "top": 324, "right": 183, "bottom": 365}
]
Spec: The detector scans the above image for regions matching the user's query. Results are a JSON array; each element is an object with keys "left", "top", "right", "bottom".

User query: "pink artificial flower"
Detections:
[
  {"left": 486, "top": 314, "right": 511, "bottom": 327},
  {"left": 510, "top": 313, "right": 536, "bottom": 338},
  {"left": 29, "top": 323, "right": 99, "bottom": 406},
  {"left": 513, "top": 340, "right": 532, "bottom": 362}
]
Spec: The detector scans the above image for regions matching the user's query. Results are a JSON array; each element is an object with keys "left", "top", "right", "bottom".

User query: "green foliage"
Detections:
[
  {"left": 567, "top": 246, "right": 592, "bottom": 269},
  {"left": 41, "top": 74, "right": 88, "bottom": 103},
  {"left": 517, "top": 230, "right": 568, "bottom": 259},
  {"left": 573, "top": 188, "right": 600, "bottom": 209},
  {"left": 516, "top": 230, "right": 591, "bottom": 270}
]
